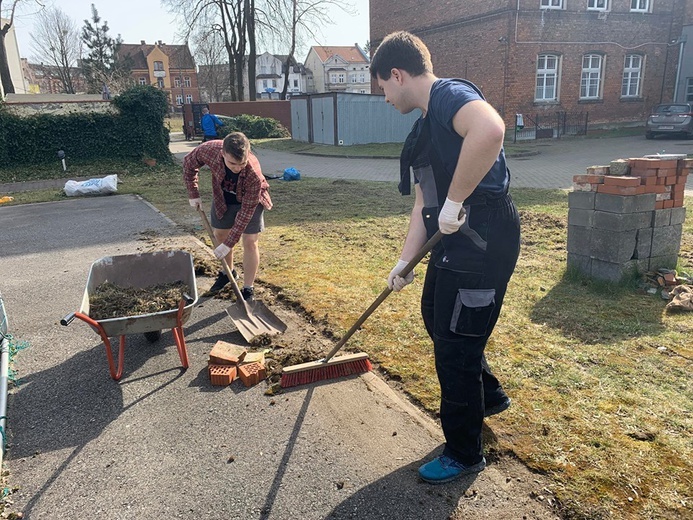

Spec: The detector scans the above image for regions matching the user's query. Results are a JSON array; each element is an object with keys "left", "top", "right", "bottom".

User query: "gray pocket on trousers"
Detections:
[{"left": 450, "top": 288, "right": 496, "bottom": 337}]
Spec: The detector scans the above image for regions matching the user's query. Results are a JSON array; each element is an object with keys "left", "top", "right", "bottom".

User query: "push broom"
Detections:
[{"left": 280, "top": 230, "right": 444, "bottom": 388}]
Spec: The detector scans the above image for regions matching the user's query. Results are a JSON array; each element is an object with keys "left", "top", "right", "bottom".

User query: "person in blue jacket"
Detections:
[
  {"left": 371, "top": 31, "right": 521, "bottom": 485},
  {"left": 201, "top": 107, "right": 225, "bottom": 142}
]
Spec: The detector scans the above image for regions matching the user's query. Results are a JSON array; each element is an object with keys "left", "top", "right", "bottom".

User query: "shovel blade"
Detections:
[{"left": 225, "top": 299, "right": 287, "bottom": 343}]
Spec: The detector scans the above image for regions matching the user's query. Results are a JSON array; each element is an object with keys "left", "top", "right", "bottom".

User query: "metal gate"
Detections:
[{"left": 513, "top": 111, "right": 589, "bottom": 142}]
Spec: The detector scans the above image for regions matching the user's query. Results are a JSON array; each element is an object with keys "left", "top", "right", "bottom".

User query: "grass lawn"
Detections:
[{"left": 1, "top": 155, "right": 691, "bottom": 520}]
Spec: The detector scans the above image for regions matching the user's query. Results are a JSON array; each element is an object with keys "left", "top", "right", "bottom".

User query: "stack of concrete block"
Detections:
[{"left": 568, "top": 155, "right": 688, "bottom": 283}]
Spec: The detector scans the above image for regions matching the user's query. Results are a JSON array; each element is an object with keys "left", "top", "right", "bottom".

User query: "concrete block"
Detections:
[
  {"left": 567, "top": 253, "right": 592, "bottom": 276},
  {"left": 595, "top": 193, "right": 656, "bottom": 214},
  {"left": 590, "top": 259, "right": 639, "bottom": 283},
  {"left": 568, "top": 191, "right": 596, "bottom": 210},
  {"left": 209, "top": 340, "right": 247, "bottom": 365},
  {"left": 567, "top": 225, "right": 591, "bottom": 254},
  {"left": 670, "top": 207, "right": 687, "bottom": 226},
  {"left": 593, "top": 210, "right": 651, "bottom": 232},
  {"left": 590, "top": 228, "right": 637, "bottom": 263},
  {"left": 648, "top": 255, "right": 679, "bottom": 271},
  {"left": 568, "top": 208, "right": 594, "bottom": 227},
  {"left": 652, "top": 208, "right": 672, "bottom": 227},
  {"left": 650, "top": 224, "right": 683, "bottom": 257},
  {"left": 634, "top": 228, "right": 653, "bottom": 260}
]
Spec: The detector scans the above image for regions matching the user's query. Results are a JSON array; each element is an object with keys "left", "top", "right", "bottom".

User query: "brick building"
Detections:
[
  {"left": 370, "top": 0, "right": 692, "bottom": 128},
  {"left": 118, "top": 40, "right": 201, "bottom": 111}
]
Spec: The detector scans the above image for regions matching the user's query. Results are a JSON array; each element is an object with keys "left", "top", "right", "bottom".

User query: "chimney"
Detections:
[
  {"left": 141, "top": 40, "right": 146, "bottom": 45},
  {"left": 157, "top": 40, "right": 162, "bottom": 45}
]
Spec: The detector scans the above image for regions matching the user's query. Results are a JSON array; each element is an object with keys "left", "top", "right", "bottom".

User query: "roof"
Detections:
[
  {"left": 310, "top": 46, "right": 369, "bottom": 64},
  {"left": 117, "top": 42, "right": 196, "bottom": 70}
]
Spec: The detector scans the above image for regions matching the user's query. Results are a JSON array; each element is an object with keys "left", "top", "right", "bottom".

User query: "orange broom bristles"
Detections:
[{"left": 280, "top": 356, "right": 372, "bottom": 388}]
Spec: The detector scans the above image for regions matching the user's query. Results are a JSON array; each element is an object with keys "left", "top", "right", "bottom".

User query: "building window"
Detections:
[
  {"left": 272, "top": 79, "right": 277, "bottom": 88},
  {"left": 330, "top": 74, "right": 338, "bottom": 83},
  {"left": 540, "top": 0, "right": 563, "bottom": 8},
  {"left": 176, "top": 94, "right": 183, "bottom": 105},
  {"left": 535, "top": 54, "right": 559, "bottom": 101},
  {"left": 157, "top": 78, "right": 164, "bottom": 89},
  {"left": 587, "top": 0, "right": 608, "bottom": 10},
  {"left": 630, "top": 0, "right": 650, "bottom": 12},
  {"left": 293, "top": 79, "right": 298, "bottom": 87},
  {"left": 184, "top": 76, "right": 191, "bottom": 88},
  {"left": 621, "top": 54, "right": 642, "bottom": 97},
  {"left": 685, "top": 78, "right": 693, "bottom": 102},
  {"left": 580, "top": 54, "right": 603, "bottom": 99},
  {"left": 139, "top": 77, "right": 147, "bottom": 85},
  {"left": 262, "top": 79, "right": 268, "bottom": 88},
  {"left": 185, "top": 94, "right": 193, "bottom": 103},
  {"left": 174, "top": 77, "right": 181, "bottom": 88},
  {"left": 154, "top": 61, "right": 164, "bottom": 71},
  {"left": 338, "top": 73, "right": 345, "bottom": 83}
]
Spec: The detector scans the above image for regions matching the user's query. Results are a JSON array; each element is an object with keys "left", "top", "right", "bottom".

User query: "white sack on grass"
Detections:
[{"left": 64, "top": 174, "right": 118, "bottom": 197}]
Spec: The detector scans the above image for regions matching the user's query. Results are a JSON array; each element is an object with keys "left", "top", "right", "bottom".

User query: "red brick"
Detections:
[
  {"left": 209, "top": 364, "right": 237, "bottom": 386},
  {"left": 238, "top": 362, "right": 267, "bottom": 387},
  {"left": 656, "top": 176, "right": 667, "bottom": 185},
  {"left": 596, "top": 185, "right": 644, "bottom": 196},
  {"left": 658, "top": 168, "right": 677, "bottom": 178},
  {"left": 663, "top": 200, "right": 675, "bottom": 208},
  {"left": 631, "top": 158, "right": 660, "bottom": 169},
  {"left": 672, "top": 184, "right": 685, "bottom": 195},
  {"left": 664, "top": 176, "right": 677, "bottom": 185},
  {"left": 655, "top": 200, "right": 665, "bottom": 209},
  {"left": 678, "top": 173, "right": 689, "bottom": 183},
  {"left": 603, "top": 175, "right": 641, "bottom": 187},
  {"left": 683, "top": 159, "right": 693, "bottom": 168},
  {"left": 629, "top": 168, "right": 659, "bottom": 178},
  {"left": 641, "top": 176, "right": 657, "bottom": 186}
]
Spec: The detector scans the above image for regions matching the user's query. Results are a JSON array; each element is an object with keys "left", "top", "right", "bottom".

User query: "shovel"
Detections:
[{"left": 198, "top": 207, "right": 287, "bottom": 343}]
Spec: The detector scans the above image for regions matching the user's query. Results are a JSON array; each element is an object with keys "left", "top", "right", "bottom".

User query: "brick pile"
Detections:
[
  {"left": 567, "top": 155, "right": 688, "bottom": 283},
  {"left": 207, "top": 340, "right": 267, "bottom": 388},
  {"left": 572, "top": 156, "right": 690, "bottom": 208}
]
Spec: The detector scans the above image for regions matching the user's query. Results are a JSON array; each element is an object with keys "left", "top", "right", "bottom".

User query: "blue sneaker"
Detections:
[
  {"left": 484, "top": 397, "right": 511, "bottom": 418},
  {"left": 418, "top": 455, "right": 486, "bottom": 484}
]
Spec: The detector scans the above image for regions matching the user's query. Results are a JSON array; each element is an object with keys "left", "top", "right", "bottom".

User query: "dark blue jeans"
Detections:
[{"left": 421, "top": 193, "right": 520, "bottom": 466}]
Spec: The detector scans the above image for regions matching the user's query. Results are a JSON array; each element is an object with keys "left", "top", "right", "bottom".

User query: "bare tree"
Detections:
[
  {"left": 30, "top": 6, "right": 81, "bottom": 94},
  {"left": 192, "top": 27, "right": 229, "bottom": 102},
  {"left": 267, "top": 0, "right": 354, "bottom": 100},
  {"left": 164, "top": 0, "right": 256, "bottom": 101},
  {"left": 0, "top": 0, "right": 20, "bottom": 94}
]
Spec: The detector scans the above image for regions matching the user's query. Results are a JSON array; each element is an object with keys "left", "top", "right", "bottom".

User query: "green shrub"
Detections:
[
  {"left": 0, "top": 85, "right": 171, "bottom": 167},
  {"left": 216, "top": 114, "right": 290, "bottom": 139}
]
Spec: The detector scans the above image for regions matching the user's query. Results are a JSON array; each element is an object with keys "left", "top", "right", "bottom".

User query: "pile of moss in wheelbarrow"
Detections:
[{"left": 89, "top": 281, "right": 188, "bottom": 320}]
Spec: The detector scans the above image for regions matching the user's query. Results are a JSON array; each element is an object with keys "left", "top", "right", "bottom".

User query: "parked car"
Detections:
[{"left": 646, "top": 103, "right": 693, "bottom": 139}]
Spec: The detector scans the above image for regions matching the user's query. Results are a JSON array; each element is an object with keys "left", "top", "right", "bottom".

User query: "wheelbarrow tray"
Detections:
[{"left": 79, "top": 250, "right": 198, "bottom": 337}]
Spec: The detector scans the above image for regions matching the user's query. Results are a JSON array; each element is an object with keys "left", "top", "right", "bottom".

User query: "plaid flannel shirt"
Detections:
[{"left": 183, "top": 140, "right": 272, "bottom": 248}]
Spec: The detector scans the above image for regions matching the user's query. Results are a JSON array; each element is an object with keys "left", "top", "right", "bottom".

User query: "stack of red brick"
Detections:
[
  {"left": 572, "top": 156, "right": 690, "bottom": 209},
  {"left": 207, "top": 340, "right": 267, "bottom": 387}
]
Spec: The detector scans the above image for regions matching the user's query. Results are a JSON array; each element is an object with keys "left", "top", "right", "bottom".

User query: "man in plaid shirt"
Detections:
[{"left": 184, "top": 132, "right": 273, "bottom": 300}]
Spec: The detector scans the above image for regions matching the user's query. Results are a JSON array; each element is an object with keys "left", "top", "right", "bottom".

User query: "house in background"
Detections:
[
  {"left": 1, "top": 18, "right": 29, "bottom": 95},
  {"left": 304, "top": 44, "right": 371, "bottom": 94},
  {"left": 369, "top": 0, "right": 692, "bottom": 127},
  {"left": 21, "top": 58, "right": 86, "bottom": 94},
  {"left": 118, "top": 40, "right": 201, "bottom": 110},
  {"left": 255, "top": 52, "right": 307, "bottom": 98}
]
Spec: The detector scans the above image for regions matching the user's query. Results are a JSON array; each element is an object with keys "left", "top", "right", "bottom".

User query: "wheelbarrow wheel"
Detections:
[{"left": 144, "top": 330, "right": 162, "bottom": 343}]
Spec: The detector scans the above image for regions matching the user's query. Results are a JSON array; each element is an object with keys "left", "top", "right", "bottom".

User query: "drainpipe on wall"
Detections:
[{"left": 673, "top": 34, "right": 687, "bottom": 102}]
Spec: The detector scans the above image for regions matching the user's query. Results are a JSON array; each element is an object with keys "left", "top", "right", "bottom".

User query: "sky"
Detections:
[{"left": 10, "top": 0, "right": 370, "bottom": 63}]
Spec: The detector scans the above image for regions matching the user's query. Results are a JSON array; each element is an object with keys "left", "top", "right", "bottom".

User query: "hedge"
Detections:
[
  {"left": 216, "top": 114, "right": 290, "bottom": 139},
  {"left": 0, "top": 85, "right": 171, "bottom": 167}
]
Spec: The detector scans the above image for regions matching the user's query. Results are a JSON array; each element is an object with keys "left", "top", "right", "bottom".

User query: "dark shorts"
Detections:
[{"left": 211, "top": 204, "right": 265, "bottom": 234}]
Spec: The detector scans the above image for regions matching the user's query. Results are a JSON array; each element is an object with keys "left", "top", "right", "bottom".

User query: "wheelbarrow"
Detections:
[{"left": 61, "top": 250, "right": 199, "bottom": 381}]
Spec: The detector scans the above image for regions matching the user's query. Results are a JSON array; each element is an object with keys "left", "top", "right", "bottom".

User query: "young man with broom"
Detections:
[
  {"left": 184, "top": 132, "right": 272, "bottom": 301},
  {"left": 370, "top": 31, "right": 521, "bottom": 484}
]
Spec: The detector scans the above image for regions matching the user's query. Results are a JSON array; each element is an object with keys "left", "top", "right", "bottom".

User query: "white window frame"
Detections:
[
  {"left": 156, "top": 78, "right": 164, "bottom": 89},
  {"left": 535, "top": 54, "right": 560, "bottom": 102},
  {"left": 630, "top": 0, "right": 650, "bottom": 12},
  {"left": 185, "top": 94, "right": 193, "bottom": 104},
  {"left": 621, "top": 54, "right": 642, "bottom": 97},
  {"left": 138, "top": 77, "right": 147, "bottom": 85},
  {"left": 540, "top": 0, "right": 563, "bottom": 9},
  {"left": 338, "top": 73, "right": 345, "bottom": 83},
  {"left": 154, "top": 61, "right": 164, "bottom": 71},
  {"left": 262, "top": 79, "right": 268, "bottom": 88},
  {"left": 587, "top": 0, "right": 608, "bottom": 10},
  {"left": 580, "top": 54, "right": 603, "bottom": 99},
  {"left": 184, "top": 76, "right": 191, "bottom": 88},
  {"left": 173, "top": 77, "right": 181, "bottom": 88},
  {"left": 685, "top": 78, "right": 693, "bottom": 102},
  {"left": 175, "top": 94, "right": 183, "bottom": 105}
]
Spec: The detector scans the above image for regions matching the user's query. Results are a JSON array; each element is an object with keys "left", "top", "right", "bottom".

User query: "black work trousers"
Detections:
[{"left": 421, "top": 192, "right": 521, "bottom": 466}]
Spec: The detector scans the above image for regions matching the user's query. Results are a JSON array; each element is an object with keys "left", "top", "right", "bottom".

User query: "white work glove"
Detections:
[
  {"left": 189, "top": 198, "right": 202, "bottom": 210},
  {"left": 438, "top": 197, "right": 467, "bottom": 234},
  {"left": 387, "top": 259, "right": 414, "bottom": 292},
  {"left": 213, "top": 243, "right": 231, "bottom": 260}
]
